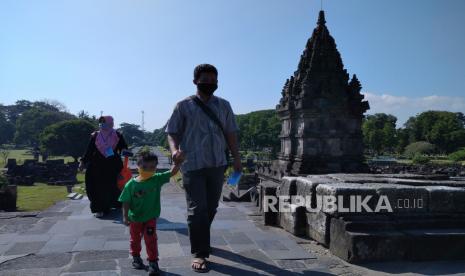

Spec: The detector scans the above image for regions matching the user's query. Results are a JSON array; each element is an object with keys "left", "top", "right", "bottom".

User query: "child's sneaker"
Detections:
[
  {"left": 148, "top": 261, "right": 160, "bottom": 275},
  {"left": 132, "top": 256, "right": 145, "bottom": 270}
]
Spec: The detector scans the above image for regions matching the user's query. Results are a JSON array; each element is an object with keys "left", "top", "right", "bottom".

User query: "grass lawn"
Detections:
[
  {"left": 15, "top": 172, "right": 85, "bottom": 212},
  {"left": 430, "top": 159, "right": 457, "bottom": 165},
  {"left": 73, "top": 172, "right": 86, "bottom": 195},
  {"left": 17, "top": 183, "right": 68, "bottom": 211},
  {"left": 0, "top": 149, "right": 30, "bottom": 167},
  {"left": 396, "top": 159, "right": 413, "bottom": 164},
  {"left": 2, "top": 148, "right": 80, "bottom": 211},
  {"left": 0, "top": 148, "right": 75, "bottom": 167}
]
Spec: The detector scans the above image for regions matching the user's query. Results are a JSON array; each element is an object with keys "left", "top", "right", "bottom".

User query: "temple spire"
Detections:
[
  {"left": 273, "top": 9, "right": 370, "bottom": 175},
  {"left": 317, "top": 10, "right": 326, "bottom": 25}
]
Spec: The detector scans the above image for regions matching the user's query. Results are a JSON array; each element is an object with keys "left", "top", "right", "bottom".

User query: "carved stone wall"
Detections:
[{"left": 267, "top": 10, "right": 369, "bottom": 177}]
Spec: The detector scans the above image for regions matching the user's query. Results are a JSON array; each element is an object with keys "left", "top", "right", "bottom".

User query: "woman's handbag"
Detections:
[{"left": 117, "top": 150, "right": 133, "bottom": 190}]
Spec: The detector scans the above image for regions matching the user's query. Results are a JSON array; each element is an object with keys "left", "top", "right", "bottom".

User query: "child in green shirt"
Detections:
[{"left": 119, "top": 151, "right": 183, "bottom": 275}]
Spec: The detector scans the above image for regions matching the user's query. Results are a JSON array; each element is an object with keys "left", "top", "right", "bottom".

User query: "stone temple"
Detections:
[
  {"left": 256, "top": 10, "right": 465, "bottom": 263},
  {"left": 259, "top": 10, "right": 369, "bottom": 179}
]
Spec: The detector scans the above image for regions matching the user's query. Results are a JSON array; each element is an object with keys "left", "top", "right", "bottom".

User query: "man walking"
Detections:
[{"left": 165, "top": 64, "right": 241, "bottom": 273}]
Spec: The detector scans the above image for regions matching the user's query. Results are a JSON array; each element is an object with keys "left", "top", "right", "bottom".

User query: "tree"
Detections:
[
  {"left": 77, "top": 110, "right": 98, "bottom": 128},
  {"left": 0, "top": 148, "right": 10, "bottom": 165},
  {"left": 404, "top": 141, "right": 435, "bottom": 158},
  {"left": 0, "top": 100, "right": 33, "bottom": 126},
  {"left": 0, "top": 100, "right": 68, "bottom": 127},
  {"left": 448, "top": 148, "right": 465, "bottom": 162},
  {"left": 362, "top": 113, "right": 398, "bottom": 155},
  {"left": 14, "top": 108, "right": 75, "bottom": 145},
  {"left": 150, "top": 123, "right": 168, "bottom": 148},
  {"left": 0, "top": 173, "right": 8, "bottom": 190},
  {"left": 118, "top": 123, "right": 144, "bottom": 146},
  {"left": 236, "top": 110, "right": 281, "bottom": 153},
  {"left": 0, "top": 114, "right": 15, "bottom": 145},
  {"left": 412, "top": 153, "right": 431, "bottom": 164},
  {"left": 396, "top": 128, "right": 410, "bottom": 154},
  {"left": 40, "top": 120, "right": 96, "bottom": 161},
  {"left": 403, "top": 111, "right": 465, "bottom": 153},
  {"left": 38, "top": 99, "right": 68, "bottom": 112}
]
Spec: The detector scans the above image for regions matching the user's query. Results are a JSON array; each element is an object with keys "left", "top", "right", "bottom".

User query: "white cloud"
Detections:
[{"left": 362, "top": 92, "right": 465, "bottom": 127}]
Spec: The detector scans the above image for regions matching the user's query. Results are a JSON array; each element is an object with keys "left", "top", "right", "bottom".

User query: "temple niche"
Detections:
[{"left": 270, "top": 10, "right": 370, "bottom": 177}]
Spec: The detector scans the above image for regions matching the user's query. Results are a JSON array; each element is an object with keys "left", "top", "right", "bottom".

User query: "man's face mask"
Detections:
[{"left": 197, "top": 83, "right": 218, "bottom": 96}]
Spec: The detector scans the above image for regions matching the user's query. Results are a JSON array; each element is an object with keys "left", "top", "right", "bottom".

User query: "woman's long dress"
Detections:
[{"left": 81, "top": 131, "right": 128, "bottom": 213}]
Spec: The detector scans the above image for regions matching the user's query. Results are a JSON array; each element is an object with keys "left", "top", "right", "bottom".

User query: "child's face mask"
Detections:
[{"left": 138, "top": 168, "right": 155, "bottom": 181}]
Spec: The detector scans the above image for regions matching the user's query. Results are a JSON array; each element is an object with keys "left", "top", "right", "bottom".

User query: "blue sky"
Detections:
[{"left": 1, "top": 0, "right": 464, "bottom": 130}]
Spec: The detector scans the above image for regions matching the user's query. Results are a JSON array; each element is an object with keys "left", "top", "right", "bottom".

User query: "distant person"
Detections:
[
  {"left": 119, "top": 151, "right": 183, "bottom": 275},
  {"left": 80, "top": 116, "right": 128, "bottom": 218},
  {"left": 166, "top": 64, "right": 241, "bottom": 272}
]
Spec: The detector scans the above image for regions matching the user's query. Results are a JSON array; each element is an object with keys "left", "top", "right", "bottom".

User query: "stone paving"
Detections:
[
  {"left": 2, "top": 181, "right": 465, "bottom": 275},
  {"left": 0, "top": 181, "right": 321, "bottom": 276}
]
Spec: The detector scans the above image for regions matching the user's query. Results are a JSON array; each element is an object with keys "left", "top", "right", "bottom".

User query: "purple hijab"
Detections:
[{"left": 95, "top": 116, "right": 119, "bottom": 157}]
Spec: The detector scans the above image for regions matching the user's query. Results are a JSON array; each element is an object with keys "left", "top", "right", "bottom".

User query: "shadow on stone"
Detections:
[
  {"left": 359, "top": 260, "right": 465, "bottom": 275},
  {"left": 156, "top": 218, "right": 188, "bottom": 231},
  {"left": 97, "top": 208, "right": 123, "bottom": 223},
  {"left": 210, "top": 246, "right": 333, "bottom": 275}
]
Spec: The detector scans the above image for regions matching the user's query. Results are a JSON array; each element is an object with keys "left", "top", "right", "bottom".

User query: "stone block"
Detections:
[
  {"left": 0, "top": 252, "right": 72, "bottom": 270},
  {"left": 387, "top": 178, "right": 465, "bottom": 187},
  {"left": 279, "top": 204, "right": 307, "bottom": 237},
  {"left": 4, "top": 241, "right": 46, "bottom": 255},
  {"left": 327, "top": 174, "right": 389, "bottom": 184},
  {"left": 306, "top": 211, "right": 330, "bottom": 246},
  {"left": 302, "top": 138, "right": 321, "bottom": 156},
  {"left": 259, "top": 181, "right": 279, "bottom": 226},
  {"left": 326, "top": 138, "right": 343, "bottom": 157},
  {"left": 223, "top": 232, "right": 254, "bottom": 244},
  {"left": 424, "top": 186, "right": 465, "bottom": 213},
  {"left": 294, "top": 176, "right": 332, "bottom": 208},
  {"left": 158, "top": 243, "right": 184, "bottom": 258},
  {"left": 74, "top": 250, "right": 129, "bottom": 262},
  {"left": 329, "top": 217, "right": 408, "bottom": 263},
  {"left": 66, "top": 260, "right": 117, "bottom": 273},
  {"left": 0, "top": 185, "right": 17, "bottom": 211},
  {"left": 392, "top": 214, "right": 465, "bottom": 230},
  {"left": 373, "top": 183, "right": 429, "bottom": 214},
  {"left": 405, "top": 228, "right": 465, "bottom": 261},
  {"left": 315, "top": 183, "right": 379, "bottom": 216},
  {"left": 277, "top": 177, "right": 298, "bottom": 197}
]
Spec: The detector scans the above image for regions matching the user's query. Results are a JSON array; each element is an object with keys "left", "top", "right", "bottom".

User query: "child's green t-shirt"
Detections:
[{"left": 118, "top": 171, "right": 171, "bottom": 223}]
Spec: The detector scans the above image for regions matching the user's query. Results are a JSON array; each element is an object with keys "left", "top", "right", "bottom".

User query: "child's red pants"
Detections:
[{"left": 129, "top": 218, "right": 158, "bottom": 261}]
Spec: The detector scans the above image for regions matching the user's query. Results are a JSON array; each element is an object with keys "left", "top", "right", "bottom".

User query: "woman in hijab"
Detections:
[{"left": 80, "top": 116, "right": 128, "bottom": 218}]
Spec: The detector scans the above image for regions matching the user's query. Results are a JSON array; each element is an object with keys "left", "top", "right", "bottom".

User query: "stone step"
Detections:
[
  {"left": 329, "top": 214, "right": 465, "bottom": 232},
  {"left": 329, "top": 216, "right": 465, "bottom": 262},
  {"left": 67, "top": 193, "right": 84, "bottom": 200},
  {"left": 67, "top": 192, "right": 77, "bottom": 199}
]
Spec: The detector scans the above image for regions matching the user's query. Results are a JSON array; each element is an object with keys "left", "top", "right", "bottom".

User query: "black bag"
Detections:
[{"left": 191, "top": 95, "right": 231, "bottom": 165}]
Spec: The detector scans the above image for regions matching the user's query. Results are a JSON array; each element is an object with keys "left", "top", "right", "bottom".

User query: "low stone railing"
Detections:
[
  {"left": 0, "top": 184, "right": 17, "bottom": 211},
  {"left": 258, "top": 173, "right": 465, "bottom": 262}
]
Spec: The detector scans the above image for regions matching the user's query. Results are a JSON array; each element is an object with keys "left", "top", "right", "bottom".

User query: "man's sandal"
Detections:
[{"left": 191, "top": 258, "right": 208, "bottom": 273}]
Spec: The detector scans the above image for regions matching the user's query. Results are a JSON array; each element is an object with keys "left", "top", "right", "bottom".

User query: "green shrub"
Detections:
[
  {"left": 448, "top": 148, "right": 465, "bottom": 162},
  {"left": 412, "top": 153, "right": 430, "bottom": 165},
  {"left": 404, "top": 141, "right": 435, "bottom": 158},
  {"left": 0, "top": 174, "right": 8, "bottom": 189},
  {"left": 137, "top": 146, "right": 152, "bottom": 156}
]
